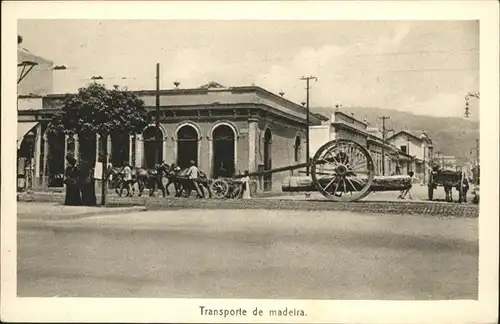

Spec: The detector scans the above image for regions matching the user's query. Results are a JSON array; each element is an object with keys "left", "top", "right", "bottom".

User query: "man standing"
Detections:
[
  {"left": 186, "top": 160, "right": 204, "bottom": 198},
  {"left": 398, "top": 171, "right": 414, "bottom": 200},
  {"left": 120, "top": 161, "right": 133, "bottom": 197}
]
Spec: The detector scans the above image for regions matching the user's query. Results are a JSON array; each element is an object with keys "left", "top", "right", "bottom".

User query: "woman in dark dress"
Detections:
[
  {"left": 64, "top": 154, "right": 82, "bottom": 206},
  {"left": 80, "top": 167, "right": 97, "bottom": 206}
]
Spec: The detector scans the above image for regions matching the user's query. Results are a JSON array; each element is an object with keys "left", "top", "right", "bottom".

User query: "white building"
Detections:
[{"left": 387, "top": 130, "right": 433, "bottom": 183}]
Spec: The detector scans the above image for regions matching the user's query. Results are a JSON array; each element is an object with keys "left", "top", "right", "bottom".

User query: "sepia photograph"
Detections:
[{"left": 2, "top": 1, "right": 498, "bottom": 323}]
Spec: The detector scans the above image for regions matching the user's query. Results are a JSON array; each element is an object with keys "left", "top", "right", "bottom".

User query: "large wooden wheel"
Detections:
[
  {"left": 210, "top": 179, "right": 230, "bottom": 199},
  {"left": 311, "top": 139, "right": 375, "bottom": 202},
  {"left": 227, "top": 182, "right": 242, "bottom": 199}
]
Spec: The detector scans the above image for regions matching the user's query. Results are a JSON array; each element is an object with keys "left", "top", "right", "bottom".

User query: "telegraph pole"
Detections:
[
  {"left": 300, "top": 76, "right": 317, "bottom": 176},
  {"left": 378, "top": 116, "right": 390, "bottom": 176},
  {"left": 475, "top": 138, "right": 479, "bottom": 167},
  {"left": 155, "top": 63, "right": 160, "bottom": 126}
]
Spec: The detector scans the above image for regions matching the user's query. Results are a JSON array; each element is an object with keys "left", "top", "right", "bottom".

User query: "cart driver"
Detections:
[{"left": 187, "top": 160, "right": 204, "bottom": 198}]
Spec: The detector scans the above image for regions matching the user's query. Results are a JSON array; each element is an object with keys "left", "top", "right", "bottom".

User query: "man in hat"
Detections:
[
  {"left": 186, "top": 160, "right": 204, "bottom": 198},
  {"left": 119, "top": 161, "right": 133, "bottom": 197}
]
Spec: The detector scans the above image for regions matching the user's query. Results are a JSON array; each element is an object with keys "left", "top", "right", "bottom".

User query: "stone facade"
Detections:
[{"left": 18, "top": 83, "right": 320, "bottom": 192}]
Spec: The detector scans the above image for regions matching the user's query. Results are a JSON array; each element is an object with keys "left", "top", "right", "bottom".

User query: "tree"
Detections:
[
  {"left": 18, "top": 35, "right": 23, "bottom": 45},
  {"left": 49, "top": 83, "right": 149, "bottom": 206}
]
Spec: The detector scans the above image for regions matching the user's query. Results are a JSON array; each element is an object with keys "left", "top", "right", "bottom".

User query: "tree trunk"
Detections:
[
  {"left": 282, "top": 175, "right": 412, "bottom": 192},
  {"left": 101, "top": 134, "right": 108, "bottom": 206}
]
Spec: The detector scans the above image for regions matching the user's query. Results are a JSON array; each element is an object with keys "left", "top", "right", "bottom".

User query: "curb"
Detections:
[
  {"left": 17, "top": 193, "right": 479, "bottom": 218},
  {"left": 143, "top": 199, "right": 479, "bottom": 218}
]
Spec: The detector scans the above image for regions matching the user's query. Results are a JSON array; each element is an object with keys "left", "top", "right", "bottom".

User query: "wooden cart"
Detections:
[
  {"left": 427, "top": 168, "right": 467, "bottom": 203},
  {"left": 210, "top": 139, "right": 412, "bottom": 202}
]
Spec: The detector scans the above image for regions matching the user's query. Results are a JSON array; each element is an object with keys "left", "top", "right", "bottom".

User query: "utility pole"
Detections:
[
  {"left": 378, "top": 116, "right": 390, "bottom": 176},
  {"left": 300, "top": 76, "right": 317, "bottom": 176},
  {"left": 155, "top": 63, "right": 160, "bottom": 126},
  {"left": 475, "top": 138, "right": 479, "bottom": 167},
  {"left": 471, "top": 138, "right": 480, "bottom": 185}
]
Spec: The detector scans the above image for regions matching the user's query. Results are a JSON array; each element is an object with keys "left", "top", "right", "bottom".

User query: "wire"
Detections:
[
  {"left": 348, "top": 48, "right": 479, "bottom": 57},
  {"left": 384, "top": 68, "right": 478, "bottom": 73}
]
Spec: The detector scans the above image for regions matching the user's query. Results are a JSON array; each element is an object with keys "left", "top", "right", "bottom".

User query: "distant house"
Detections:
[
  {"left": 387, "top": 130, "right": 433, "bottom": 183},
  {"left": 18, "top": 47, "right": 54, "bottom": 96},
  {"left": 309, "top": 110, "right": 412, "bottom": 177},
  {"left": 440, "top": 155, "right": 457, "bottom": 170},
  {"left": 17, "top": 46, "right": 55, "bottom": 190}
]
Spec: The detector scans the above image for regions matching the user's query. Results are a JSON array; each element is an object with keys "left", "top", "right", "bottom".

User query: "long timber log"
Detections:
[
  {"left": 282, "top": 175, "right": 412, "bottom": 192},
  {"left": 234, "top": 162, "right": 309, "bottom": 178}
]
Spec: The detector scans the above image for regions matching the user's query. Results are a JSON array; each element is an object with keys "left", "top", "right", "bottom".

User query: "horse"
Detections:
[
  {"left": 443, "top": 177, "right": 469, "bottom": 203},
  {"left": 147, "top": 163, "right": 172, "bottom": 197},
  {"left": 108, "top": 165, "right": 157, "bottom": 197},
  {"left": 443, "top": 181, "right": 454, "bottom": 202},
  {"left": 168, "top": 166, "right": 212, "bottom": 198}
]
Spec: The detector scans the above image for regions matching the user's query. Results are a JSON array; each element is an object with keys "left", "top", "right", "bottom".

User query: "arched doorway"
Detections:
[
  {"left": 46, "top": 132, "right": 65, "bottom": 187},
  {"left": 111, "top": 132, "right": 130, "bottom": 167},
  {"left": 143, "top": 126, "right": 163, "bottom": 169},
  {"left": 263, "top": 129, "right": 272, "bottom": 191},
  {"left": 212, "top": 124, "right": 235, "bottom": 178},
  {"left": 177, "top": 125, "right": 198, "bottom": 169}
]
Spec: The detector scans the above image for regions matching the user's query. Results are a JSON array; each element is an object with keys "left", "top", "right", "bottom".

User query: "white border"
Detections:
[{"left": 2, "top": 1, "right": 499, "bottom": 323}]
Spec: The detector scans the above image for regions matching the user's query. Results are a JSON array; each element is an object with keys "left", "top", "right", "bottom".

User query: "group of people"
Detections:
[{"left": 63, "top": 153, "right": 97, "bottom": 206}]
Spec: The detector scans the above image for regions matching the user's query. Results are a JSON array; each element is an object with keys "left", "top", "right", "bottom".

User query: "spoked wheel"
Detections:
[
  {"left": 311, "top": 139, "right": 375, "bottom": 202},
  {"left": 227, "top": 182, "right": 242, "bottom": 199},
  {"left": 210, "top": 179, "right": 230, "bottom": 199}
]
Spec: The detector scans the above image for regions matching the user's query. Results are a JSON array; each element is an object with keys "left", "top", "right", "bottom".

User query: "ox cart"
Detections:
[
  {"left": 427, "top": 168, "right": 468, "bottom": 203},
  {"left": 210, "top": 139, "right": 412, "bottom": 202}
]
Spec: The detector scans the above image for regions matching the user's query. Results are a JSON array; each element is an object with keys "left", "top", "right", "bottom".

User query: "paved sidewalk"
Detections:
[
  {"left": 17, "top": 202, "right": 146, "bottom": 222},
  {"left": 16, "top": 187, "right": 479, "bottom": 218}
]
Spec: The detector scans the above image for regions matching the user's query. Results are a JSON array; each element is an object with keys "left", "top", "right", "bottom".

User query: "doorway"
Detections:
[
  {"left": 177, "top": 125, "right": 199, "bottom": 169},
  {"left": 143, "top": 126, "right": 163, "bottom": 169},
  {"left": 212, "top": 124, "right": 235, "bottom": 178}
]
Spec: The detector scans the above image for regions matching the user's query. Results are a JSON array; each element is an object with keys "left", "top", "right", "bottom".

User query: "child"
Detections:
[{"left": 240, "top": 170, "right": 251, "bottom": 199}]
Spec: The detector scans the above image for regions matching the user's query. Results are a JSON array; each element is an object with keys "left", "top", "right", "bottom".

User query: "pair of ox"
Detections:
[{"left": 107, "top": 164, "right": 212, "bottom": 198}]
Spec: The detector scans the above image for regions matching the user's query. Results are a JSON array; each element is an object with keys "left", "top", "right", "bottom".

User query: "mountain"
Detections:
[{"left": 311, "top": 106, "right": 480, "bottom": 164}]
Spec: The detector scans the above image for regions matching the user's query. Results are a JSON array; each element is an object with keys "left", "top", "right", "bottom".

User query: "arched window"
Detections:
[
  {"left": 111, "top": 132, "right": 130, "bottom": 167},
  {"left": 143, "top": 126, "right": 163, "bottom": 169},
  {"left": 294, "top": 135, "right": 301, "bottom": 162},
  {"left": 212, "top": 124, "right": 236, "bottom": 178},
  {"left": 177, "top": 125, "right": 199, "bottom": 169}
]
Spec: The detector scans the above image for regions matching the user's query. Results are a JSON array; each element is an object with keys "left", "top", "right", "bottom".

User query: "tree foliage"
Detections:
[{"left": 48, "top": 83, "right": 149, "bottom": 137}]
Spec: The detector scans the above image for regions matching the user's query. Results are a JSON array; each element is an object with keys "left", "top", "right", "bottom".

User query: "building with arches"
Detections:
[{"left": 18, "top": 82, "right": 326, "bottom": 192}]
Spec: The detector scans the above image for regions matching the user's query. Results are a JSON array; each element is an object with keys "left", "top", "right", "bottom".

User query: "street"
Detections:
[{"left": 18, "top": 208, "right": 478, "bottom": 299}]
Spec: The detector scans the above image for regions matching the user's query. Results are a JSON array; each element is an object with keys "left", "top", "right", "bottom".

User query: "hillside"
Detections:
[{"left": 311, "top": 106, "right": 480, "bottom": 164}]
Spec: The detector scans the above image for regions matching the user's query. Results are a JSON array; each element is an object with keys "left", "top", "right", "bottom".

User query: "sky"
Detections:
[{"left": 18, "top": 20, "right": 479, "bottom": 118}]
